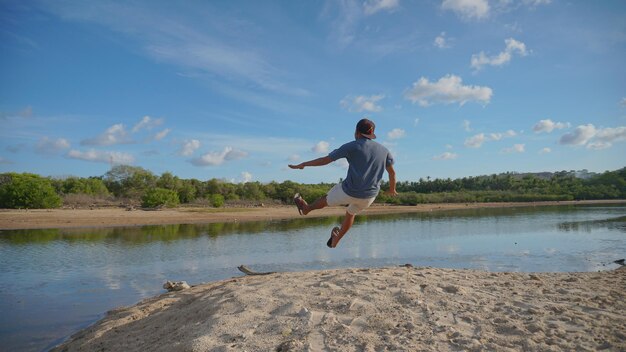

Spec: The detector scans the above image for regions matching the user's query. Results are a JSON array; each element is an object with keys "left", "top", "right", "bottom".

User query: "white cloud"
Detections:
[
  {"left": 559, "top": 124, "right": 626, "bottom": 150},
  {"left": 0, "top": 156, "right": 14, "bottom": 164},
  {"left": 621, "top": 97, "right": 626, "bottom": 107},
  {"left": 363, "top": 0, "right": 399, "bottom": 15},
  {"left": 414, "top": 118, "right": 420, "bottom": 126},
  {"left": 67, "top": 149, "right": 135, "bottom": 164},
  {"left": 471, "top": 38, "right": 528, "bottom": 71},
  {"left": 312, "top": 141, "right": 330, "bottom": 154},
  {"left": 240, "top": 171, "right": 253, "bottom": 183},
  {"left": 559, "top": 124, "right": 597, "bottom": 146},
  {"left": 586, "top": 142, "right": 611, "bottom": 150},
  {"left": 533, "top": 119, "right": 570, "bottom": 133},
  {"left": 153, "top": 128, "right": 171, "bottom": 141},
  {"left": 595, "top": 126, "right": 626, "bottom": 143},
  {"left": 434, "top": 32, "right": 450, "bottom": 49},
  {"left": 442, "top": 0, "right": 490, "bottom": 20},
  {"left": 464, "top": 133, "right": 486, "bottom": 148},
  {"left": 340, "top": 94, "right": 385, "bottom": 112},
  {"left": 287, "top": 154, "right": 300, "bottom": 162},
  {"left": 502, "top": 144, "right": 525, "bottom": 153},
  {"left": 465, "top": 129, "right": 515, "bottom": 148},
  {"left": 36, "top": 137, "right": 70, "bottom": 154},
  {"left": 81, "top": 124, "right": 131, "bottom": 146},
  {"left": 539, "top": 147, "right": 551, "bottom": 154},
  {"left": 489, "top": 130, "right": 516, "bottom": 140},
  {"left": 190, "top": 147, "right": 248, "bottom": 166},
  {"left": 132, "top": 115, "right": 163, "bottom": 133},
  {"left": 178, "top": 139, "right": 200, "bottom": 156},
  {"left": 433, "top": 152, "right": 458, "bottom": 160},
  {"left": 463, "top": 119, "right": 472, "bottom": 132},
  {"left": 404, "top": 74, "right": 492, "bottom": 106},
  {"left": 387, "top": 128, "right": 406, "bottom": 140}
]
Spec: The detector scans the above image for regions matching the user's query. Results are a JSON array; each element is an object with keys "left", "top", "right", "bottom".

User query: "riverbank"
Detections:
[
  {"left": 52, "top": 265, "right": 625, "bottom": 351},
  {"left": 1, "top": 199, "right": 625, "bottom": 230}
]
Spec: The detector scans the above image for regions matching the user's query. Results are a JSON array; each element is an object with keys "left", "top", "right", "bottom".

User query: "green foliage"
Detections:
[
  {"left": 3, "top": 166, "right": 624, "bottom": 208},
  {"left": 210, "top": 194, "right": 225, "bottom": 208},
  {"left": 0, "top": 173, "right": 62, "bottom": 209},
  {"left": 59, "top": 177, "right": 109, "bottom": 196},
  {"left": 141, "top": 188, "right": 180, "bottom": 208},
  {"left": 104, "top": 165, "right": 156, "bottom": 198}
]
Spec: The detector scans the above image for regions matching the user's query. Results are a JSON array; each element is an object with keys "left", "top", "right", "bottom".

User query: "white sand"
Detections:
[{"left": 52, "top": 266, "right": 625, "bottom": 351}]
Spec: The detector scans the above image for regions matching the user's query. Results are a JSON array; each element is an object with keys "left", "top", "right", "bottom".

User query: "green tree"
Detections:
[
  {"left": 0, "top": 173, "right": 62, "bottom": 209},
  {"left": 141, "top": 188, "right": 180, "bottom": 208},
  {"left": 104, "top": 165, "right": 156, "bottom": 199}
]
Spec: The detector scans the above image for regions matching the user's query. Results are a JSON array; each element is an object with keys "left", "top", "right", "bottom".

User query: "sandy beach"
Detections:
[
  {"left": 51, "top": 266, "right": 625, "bottom": 351},
  {"left": 1, "top": 200, "right": 625, "bottom": 230}
]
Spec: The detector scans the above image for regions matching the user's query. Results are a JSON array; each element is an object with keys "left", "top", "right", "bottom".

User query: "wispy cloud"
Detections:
[
  {"left": 152, "top": 128, "right": 171, "bottom": 141},
  {"left": 132, "top": 116, "right": 164, "bottom": 133},
  {"left": 533, "top": 119, "right": 570, "bottom": 133},
  {"left": 463, "top": 120, "right": 472, "bottom": 132},
  {"left": 0, "top": 106, "right": 33, "bottom": 120},
  {"left": 178, "top": 139, "right": 200, "bottom": 156},
  {"left": 501, "top": 144, "right": 525, "bottom": 153},
  {"left": 405, "top": 74, "right": 492, "bottom": 107},
  {"left": 340, "top": 94, "right": 385, "bottom": 112},
  {"left": 190, "top": 147, "right": 248, "bottom": 166},
  {"left": 387, "top": 128, "right": 406, "bottom": 140},
  {"left": 434, "top": 32, "right": 451, "bottom": 49},
  {"left": 240, "top": 171, "right": 253, "bottom": 183},
  {"left": 539, "top": 147, "right": 551, "bottom": 154},
  {"left": 363, "top": 0, "right": 399, "bottom": 15},
  {"left": 471, "top": 38, "right": 528, "bottom": 71},
  {"left": 465, "top": 129, "right": 515, "bottom": 148},
  {"left": 42, "top": 2, "right": 300, "bottom": 95},
  {"left": 433, "top": 152, "right": 458, "bottom": 160},
  {"left": 81, "top": 124, "right": 132, "bottom": 146},
  {"left": 67, "top": 149, "right": 135, "bottom": 164},
  {"left": 442, "top": 0, "right": 490, "bottom": 20},
  {"left": 36, "top": 137, "right": 70, "bottom": 154}
]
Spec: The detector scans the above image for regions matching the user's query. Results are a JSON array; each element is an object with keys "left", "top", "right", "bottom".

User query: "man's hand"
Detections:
[
  {"left": 384, "top": 189, "right": 398, "bottom": 197},
  {"left": 288, "top": 164, "right": 304, "bottom": 169}
]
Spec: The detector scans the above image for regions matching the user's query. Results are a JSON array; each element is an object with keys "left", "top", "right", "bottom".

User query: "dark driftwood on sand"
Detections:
[{"left": 238, "top": 265, "right": 276, "bottom": 276}]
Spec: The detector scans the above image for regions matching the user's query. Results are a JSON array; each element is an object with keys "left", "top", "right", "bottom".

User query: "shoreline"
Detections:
[
  {"left": 52, "top": 265, "right": 626, "bottom": 351},
  {"left": 1, "top": 199, "right": 625, "bottom": 230}
]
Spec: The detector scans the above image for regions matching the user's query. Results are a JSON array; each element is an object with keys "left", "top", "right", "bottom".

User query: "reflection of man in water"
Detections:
[{"left": 289, "top": 118, "right": 397, "bottom": 248}]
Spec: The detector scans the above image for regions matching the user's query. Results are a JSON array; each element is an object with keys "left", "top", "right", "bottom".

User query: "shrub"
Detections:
[
  {"left": 0, "top": 173, "right": 62, "bottom": 209},
  {"left": 210, "top": 194, "right": 225, "bottom": 208},
  {"left": 141, "top": 188, "right": 179, "bottom": 208}
]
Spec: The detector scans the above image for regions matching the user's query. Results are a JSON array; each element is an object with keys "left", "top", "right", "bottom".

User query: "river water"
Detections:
[{"left": 0, "top": 204, "right": 624, "bottom": 351}]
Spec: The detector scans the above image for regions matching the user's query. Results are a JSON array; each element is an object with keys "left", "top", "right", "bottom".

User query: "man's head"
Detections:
[{"left": 355, "top": 118, "right": 376, "bottom": 139}]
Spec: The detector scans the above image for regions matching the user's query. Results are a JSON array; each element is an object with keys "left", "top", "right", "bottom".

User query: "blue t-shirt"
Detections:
[{"left": 328, "top": 138, "right": 394, "bottom": 199}]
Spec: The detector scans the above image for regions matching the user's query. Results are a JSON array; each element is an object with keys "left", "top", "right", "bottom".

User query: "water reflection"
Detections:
[{"left": 557, "top": 215, "right": 626, "bottom": 233}]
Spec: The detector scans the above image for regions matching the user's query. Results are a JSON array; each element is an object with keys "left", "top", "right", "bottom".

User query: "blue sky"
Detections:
[{"left": 1, "top": 0, "right": 625, "bottom": 184}]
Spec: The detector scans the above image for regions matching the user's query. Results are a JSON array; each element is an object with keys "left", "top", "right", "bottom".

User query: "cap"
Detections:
[{"left": 356, "top": 118, "right": 376, "bottom": 139}]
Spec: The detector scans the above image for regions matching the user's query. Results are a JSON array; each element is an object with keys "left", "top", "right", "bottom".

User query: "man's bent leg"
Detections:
[
  {"left": 332, "top": 211, "right": 355, "bottom": 247},
  {"left": 302, "top": 195, "right": 328, "bottom": 215}
]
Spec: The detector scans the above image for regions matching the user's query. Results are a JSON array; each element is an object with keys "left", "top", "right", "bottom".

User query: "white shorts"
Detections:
[{"left": 326, "top": 183, "right": 376, "bottom": 215}]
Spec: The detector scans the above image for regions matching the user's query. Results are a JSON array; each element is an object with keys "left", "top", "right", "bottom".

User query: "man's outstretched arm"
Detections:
[
  {"left": 385, "top": 164, "right": 398, "bottom": 196},
  {"left": 289, "top": 156, "right": 333, "bottom": 169}
]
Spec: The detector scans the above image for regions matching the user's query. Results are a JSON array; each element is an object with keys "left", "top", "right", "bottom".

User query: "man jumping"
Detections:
[{"left": 288, "top": 118, "right": 397, "bottom": 248}]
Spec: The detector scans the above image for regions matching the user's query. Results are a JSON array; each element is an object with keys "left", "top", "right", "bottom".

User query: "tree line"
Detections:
[{"left": 0, "top": 165, "right": 624, "bottom": 209}]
